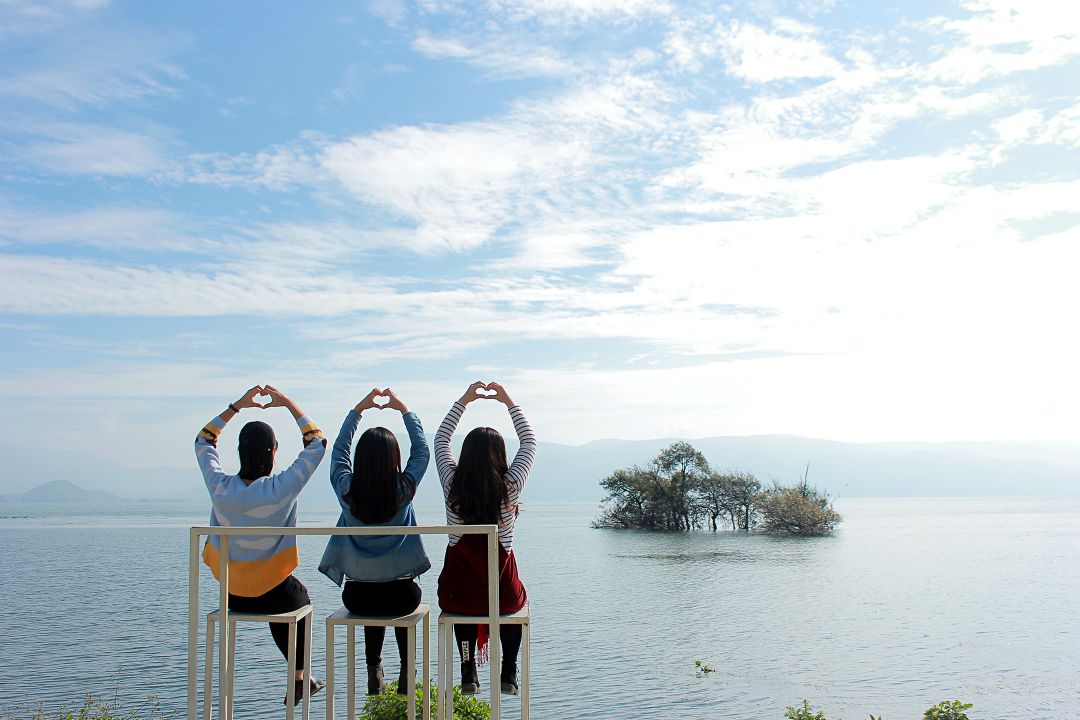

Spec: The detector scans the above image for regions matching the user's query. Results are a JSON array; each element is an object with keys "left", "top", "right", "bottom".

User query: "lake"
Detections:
[{"left": 1, "top": 498, "right": 1078, "bottom": 720}]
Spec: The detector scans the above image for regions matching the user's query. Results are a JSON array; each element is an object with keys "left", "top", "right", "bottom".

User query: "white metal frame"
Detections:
[
  {"left": 437, "top": 604, "right": 530, "bottom": 720},
  {"left": 325, "top": 604, "right": 431, "bottom": 720},
  {"left": 187, "top": 525, "right": 503, "bottom": 720},
  {"left": 205, "top": 605, "right": 313, "bottom": 720}
]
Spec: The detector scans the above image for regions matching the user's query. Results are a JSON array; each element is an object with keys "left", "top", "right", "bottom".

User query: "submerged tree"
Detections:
[
  {"left": 758, "top": 470, "right": 841, "bottom": 536},
  {"left": 594, "top": 444, "right": 838, "bottom": 535}
]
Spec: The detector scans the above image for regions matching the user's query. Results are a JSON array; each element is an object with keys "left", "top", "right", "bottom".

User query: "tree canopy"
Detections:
[{"left": 593, "top": 442, "right": 841, "bottom": 536}]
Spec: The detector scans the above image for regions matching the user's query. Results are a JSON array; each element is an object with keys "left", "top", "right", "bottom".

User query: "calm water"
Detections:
[{"left": 1, "top": 498, "right": 1078, "bottom": 720}]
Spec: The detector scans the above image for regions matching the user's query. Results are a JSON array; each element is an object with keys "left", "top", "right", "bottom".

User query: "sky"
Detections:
[{"left": 1, "top": 0, "right": 1079, "bottom": 480}]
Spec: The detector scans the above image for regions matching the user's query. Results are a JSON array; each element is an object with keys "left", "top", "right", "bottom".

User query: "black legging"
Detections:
[
  {"left": 228, "top": 575, "right": 310, "bottom": 670},
  {"left": 454, "top": 624, "right": 522, "bottom": 669},
  {"left": 342, "top": 579, "right": 422, "bottom": 666}
]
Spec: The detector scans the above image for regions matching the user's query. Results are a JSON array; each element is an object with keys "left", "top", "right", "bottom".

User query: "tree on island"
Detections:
[
  {"left": 593, "top": 443, "right": 840, "bottom": 536},
  {"left": 758, "top": 472, "right": 842, "bottom": 537}
]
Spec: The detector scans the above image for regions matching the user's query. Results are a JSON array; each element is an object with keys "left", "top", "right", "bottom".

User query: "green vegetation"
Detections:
[
  {"left": 593, "top": 442, "right": 840, "bottom": 535},
  {"left": 922, "top": 700, "right": 973, "bottom": 720},
  {"left": 777, "top": 698, "right": 974, "bottom": 720},
  {"left": 693, "top": 659, "right": 715, "bottom": 677},
  {"left": 0, "top": 694, "right": 172, "bottom": 720},
  {"left": 758, "top": 477, "right": 842, "bottom": 536},
  {"left": 360, "top": 682, "right": 489, "bottom": 720},
  {"left": 784, "top": 700, "right": 828, "bottom": 720}
]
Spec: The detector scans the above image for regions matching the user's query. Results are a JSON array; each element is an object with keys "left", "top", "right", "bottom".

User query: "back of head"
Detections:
[
  {"left": 238, "top": 421, "right": 276, "bottom": 481},
  {"left": 344, "top": 426, "right": 404, "bottom": 524},
  {"left": 448, "top": 426, "right": 509, "bottom": 524}
]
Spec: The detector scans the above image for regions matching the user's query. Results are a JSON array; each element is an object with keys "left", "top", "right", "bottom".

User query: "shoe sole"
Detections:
[
  {"left": 460, "top": 682, "right": 480, "bottom": 695},
  {"left": 500, "top": 682, "right": 519, "bottom": 696}
]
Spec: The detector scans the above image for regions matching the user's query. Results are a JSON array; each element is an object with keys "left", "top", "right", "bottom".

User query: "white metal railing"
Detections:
[{"left": 187, "top": 524, "right": 504, "bottom": 720}]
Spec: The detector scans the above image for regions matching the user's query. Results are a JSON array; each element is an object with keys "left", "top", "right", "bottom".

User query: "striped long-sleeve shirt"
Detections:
[{"left": 434, "top": 402, "right": 536, "bottom": 550}]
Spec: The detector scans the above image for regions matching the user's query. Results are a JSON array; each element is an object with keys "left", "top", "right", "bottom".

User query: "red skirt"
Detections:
[
  {"left": 437, "top": 535, "right": 527, "bottom": 663},
  {"left": 437, "top": 534, "right": 527, "bottom": 615}
]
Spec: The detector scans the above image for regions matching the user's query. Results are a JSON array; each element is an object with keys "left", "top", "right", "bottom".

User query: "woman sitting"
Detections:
[
  {"left": 319, "top": 388, "right": 431, "bottom": 695},
  {"left": 434, "top": 381, "right": 536, "bottom": 696},
  {"left": 195, "top": 385, "right": 326, "bottom": 705}
]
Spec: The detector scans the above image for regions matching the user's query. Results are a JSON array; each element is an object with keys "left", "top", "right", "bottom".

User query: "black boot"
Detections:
[
  {"left": 396, "top": 665, "right": 409, "bottom": 695},
  {"left": 460, "top": 660, "right": 480, "bottom": 695},
  {"left": 366, "top": 664, "right": 386, "bottom": 695},
  {"left": 500, "top": 663, "right": 519, "bottom": 696}
]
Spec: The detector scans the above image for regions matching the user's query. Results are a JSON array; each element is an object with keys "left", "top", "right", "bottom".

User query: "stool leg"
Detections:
[
  {"left": 522, "top": 622, "right": 530, "bottom": 720},
  {"left": 303, "top": 614, "right": 312, "bottom": 720},
  {"left": 325, "top": 623, "right": 334, "bottom": 720},
  {"left": 422, "top": 614, "right": 430, "bottom": 720},
  {"left": 286, "top": 621, "right": 297, "bottom": 720},
  {"left": 226, "top": 622, "right": 237, "bottom": 720},
  {"left": 436, "top": 620, "right": 444, "bottom": 720},
  {"left": 347, "top": 624, "right": 356, "bottom": 720},
  {"left": 406, "top": 623, "right": 416, "bottom": 720},
  {"left": 204, "top": 618, "right": 214, "bottom": 720},
  {"left": 442, "top": 620, "right": 452, "bottom": 720}
]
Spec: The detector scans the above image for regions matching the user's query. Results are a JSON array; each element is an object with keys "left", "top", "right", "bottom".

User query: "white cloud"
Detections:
[
  {"left": 717, "top": 20, "right": 844, "bottom": 82},
  {"left": 411, "top": 32, "right": 576, "bottom": 78},
  {"left": 0, "top": 205, "right": 183, "bottom": 249},
  {"left": 0, "top": 30, "right": 184, "bottom": 108},
  {"left": 320, "top": 122, "right": 591, "bottom": 252},
  {"left": 11, "top": 122, "right": 171, "bottom": 176}
]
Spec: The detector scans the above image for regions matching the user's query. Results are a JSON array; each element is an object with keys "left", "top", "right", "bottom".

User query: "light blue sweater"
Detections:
[{"left": 197, "top": 412, "right": 326, "bottom": 596}]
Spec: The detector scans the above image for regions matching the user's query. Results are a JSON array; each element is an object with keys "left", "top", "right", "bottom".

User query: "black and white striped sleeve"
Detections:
[
  {"left": 505, "top": 405, "right": 536, "bottom": 494},
  {"left": 434, "top": 402, "right": 464, "bottom": 496}
]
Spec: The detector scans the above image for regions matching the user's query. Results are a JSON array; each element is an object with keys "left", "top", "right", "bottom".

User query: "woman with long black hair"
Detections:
[
  {"left": 319, "top": 388, "right": 431, "bottom": 695},
  {"left": 195, "top": 384, "right": 327, "bottom": 705},
  {"left": 434, "top": 381, "right": 536, "bottom": 696}
]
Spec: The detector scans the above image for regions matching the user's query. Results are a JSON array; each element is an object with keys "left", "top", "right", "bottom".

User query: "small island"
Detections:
[
  {"left": 592, "top": 441, "right": 841, "bottom": 536},
  {"left": 0, "top": 479, "right": 119, "bottom": 505}
]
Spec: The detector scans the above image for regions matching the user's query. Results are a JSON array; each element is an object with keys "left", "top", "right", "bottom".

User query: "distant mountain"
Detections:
[
  {"left": 1, "top": 435, "right": 1077, "bottom": 504},
  {"left": 0, "top": 479, "right": 120, "bottom": 504},
  {"left": 528, "top": 436, "right": 1080, "bottom": 501}
]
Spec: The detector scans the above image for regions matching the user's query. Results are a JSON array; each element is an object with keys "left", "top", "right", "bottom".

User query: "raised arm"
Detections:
[
  {"left": 331, "top": 388, "right": 384, "bottom": 498},
  {"left": 383, "top": 389, "right": 430, "bottom": 491},
  {"left": 262, "top": 385, "right": 326, "bottom": 496},
  {"left": 195, "top": 385, "right": 266, "bottom": 489},
  {"left": 434, "top": 381, "right": 488, "bottom": 494},
  {"left": 487, "top": 382, "right": 536, "bottom": 493}
]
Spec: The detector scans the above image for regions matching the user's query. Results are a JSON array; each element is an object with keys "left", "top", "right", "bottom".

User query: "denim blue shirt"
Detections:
[{"left": 318, "top": 410, "right": 431, "bottom": 585}]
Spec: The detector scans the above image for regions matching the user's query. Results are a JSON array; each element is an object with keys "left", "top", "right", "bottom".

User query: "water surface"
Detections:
[{"left": 1, "top": 498, "right": 1078, "bottom": 719}]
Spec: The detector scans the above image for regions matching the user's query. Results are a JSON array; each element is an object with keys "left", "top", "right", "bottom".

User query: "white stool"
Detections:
[
  {"left": 436, "top": 603, "right": 530, "bottom": 720},
  {"left": 325, "top": 603, "right": 431, "bottom": 720},
  {"left": 205, "top": 604, "right": 313, "bottom": 720}
]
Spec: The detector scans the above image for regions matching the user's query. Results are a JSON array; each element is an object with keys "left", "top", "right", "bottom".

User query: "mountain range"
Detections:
[{"left": 1, "top": 435, "right": 1077, "bottom": 504}]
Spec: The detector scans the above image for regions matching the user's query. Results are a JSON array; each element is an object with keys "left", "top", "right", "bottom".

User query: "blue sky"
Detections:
[{"left": 1, "top": 0, "right": 1079, "bottom": 478}]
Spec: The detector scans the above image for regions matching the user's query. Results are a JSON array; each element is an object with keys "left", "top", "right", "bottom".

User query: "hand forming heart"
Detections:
[{"left": 372, "top": 392, "right": 390, "bottom": 407}]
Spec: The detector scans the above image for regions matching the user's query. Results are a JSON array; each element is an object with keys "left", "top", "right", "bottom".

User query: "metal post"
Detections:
[
  {"left": 218, "top": 536, "right": 230, "bottom": 720},
  {"left": 422, "top": 612, "right": 430, "bottom": 720},
  {"left": 487, "top": 528, "right": 501, "bottom": 720},
  {"left": 187, "top": 528, "right": 200, "bottom": 720},
  {"left": 325, "top": 622, "right": 334, "bottom": 720}
]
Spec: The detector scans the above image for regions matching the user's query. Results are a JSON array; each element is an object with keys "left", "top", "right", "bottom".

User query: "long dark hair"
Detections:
[
  {"left": 447, "top": 427, "right": 509, "bottom": 524},
  {"left": 344, "top": 427, "right": 407, "bottom": 524},
  {"left": 238, "top": 421, "right": 276, "bottom": 481}
]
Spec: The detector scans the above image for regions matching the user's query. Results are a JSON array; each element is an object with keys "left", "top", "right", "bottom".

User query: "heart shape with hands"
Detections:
[
  {"left": 253, "top": 391, "right": 273, "bottom": 408},
  {"left": 372, "top": 392, "right": 390, "bottom": 407},
  {"left": 474, "top": 385, "right": 497, "bottom": 397}
]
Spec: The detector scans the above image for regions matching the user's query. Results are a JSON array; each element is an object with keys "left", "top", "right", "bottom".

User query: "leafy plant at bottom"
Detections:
[
  {"left": 922, "top": 700, "right": 973, "bottom": 720},
  {"left": 784, "top": 699, "right": 828, "bottom": 720},
  {"left": 360, "top": 682, "right": 489, "bottom": 720},
  {"left": 1, "top": 693, "right": 173, "bottom": 720}
]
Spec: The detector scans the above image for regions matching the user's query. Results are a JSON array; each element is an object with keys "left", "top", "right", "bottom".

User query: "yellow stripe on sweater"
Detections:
[{"left": 202, "top": 543, "right": 299, "bottom": 597}]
